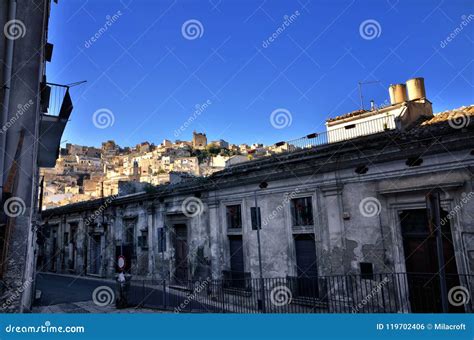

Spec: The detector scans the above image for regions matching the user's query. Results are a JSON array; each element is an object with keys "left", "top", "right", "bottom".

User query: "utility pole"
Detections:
[
  {"left": 254, "top": 181, "right": 268, "bottom": 312},
  {"left": 161, "top": 218, "right": 167, "bottom": 309}
]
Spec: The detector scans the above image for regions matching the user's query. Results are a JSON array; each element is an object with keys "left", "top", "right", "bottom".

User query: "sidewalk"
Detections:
[{"left": 32, "top": 301, "right": 165, "bottom": 313}]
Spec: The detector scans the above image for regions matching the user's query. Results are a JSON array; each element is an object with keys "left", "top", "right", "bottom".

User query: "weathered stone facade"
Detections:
[
  {"left": 40, "top": 115, "right": 474, "bottom": 293},
  {"left": 0, "top": 0, "right": 74, "bottom": 312},
  {"left": 0, "top": 0, "right": 53, "bottom": 312}
]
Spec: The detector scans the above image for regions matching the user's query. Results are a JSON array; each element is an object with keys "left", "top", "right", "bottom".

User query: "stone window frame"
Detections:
[
  {"left": 286, "top": 191, "right": 319, "bottom": 233},
  {"left": 122, "top": 216, "right": 138, "bottom": 258},
  {"left": 225, "top": 204, "right": 243, "bottom": 231},
  {"left": 219, "top": 198, "right": 250, "bottom": 275},
  {"left": 69, "top": 222, "right": 79, "bottom": 244},
  {"left": 290, "top": 196, "right": 315, "bottom": 228},
  {"left": 221, "top": 199, "right": 245, "bottom": 236},
  {"left": 285, "top": 189, "right": 322, "bottom": 278}
]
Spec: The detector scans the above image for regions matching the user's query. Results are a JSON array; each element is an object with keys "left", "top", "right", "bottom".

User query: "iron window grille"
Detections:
[
  {"left": 226, "top": 205, "right": 242, "bottom": 229},
  {"left": 291, "top": 197, "right": 314, "bottom": 227}
]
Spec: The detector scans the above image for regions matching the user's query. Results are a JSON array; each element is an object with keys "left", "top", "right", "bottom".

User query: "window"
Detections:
[
  {"left": 360, "top": 262, "right": 374, "bottom": 280},
  {"left": 158, "top": 227, "right": 166, "bottom": 252},
  {"left": 63, "top": 232, "right": 69, "bottom": 246},
  {"left": 124, "top": 219, "right": 135, "bottom": 245},
  {"left": 70, "top": 224, "right": 78, "bottom": 243},
  {"left": 250, "top": 207, "right": 261, "bottom": 230},
  {"left": 291, "top": 197, "right": 314, "bottom": 227},
  {"left": 226, "top": 205, "right": 242, "bottom": 229},
  {"left": 138, "top": 230, "right": 148, "bottom": 250}
]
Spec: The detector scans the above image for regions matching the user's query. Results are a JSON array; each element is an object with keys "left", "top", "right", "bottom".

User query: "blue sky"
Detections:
[{"left": 47, "top": 0, "right": 474, "bottom": 148}]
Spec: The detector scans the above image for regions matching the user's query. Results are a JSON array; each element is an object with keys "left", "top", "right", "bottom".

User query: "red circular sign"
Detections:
[{"left": 117, "top": 255, "right": 126, "bottom": 270}]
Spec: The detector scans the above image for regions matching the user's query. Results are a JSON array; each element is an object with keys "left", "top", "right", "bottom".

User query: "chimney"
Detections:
[
  {"left": 370, "top": 100, "right": 375, "bottom": 111},
  {"left": 388, "top": 84, "right": 407, "bottom": 105},
  {"left": 406, "top": 77, "right": 426, "bottom": 101}
]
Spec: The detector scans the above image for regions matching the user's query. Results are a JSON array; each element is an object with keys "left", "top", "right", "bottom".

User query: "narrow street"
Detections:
[
  {"left": 33, "top": 272, "right": 219, "bottom": 313},
  {"left": 35, "top": 272, "right": 116, "bottom": 306}
]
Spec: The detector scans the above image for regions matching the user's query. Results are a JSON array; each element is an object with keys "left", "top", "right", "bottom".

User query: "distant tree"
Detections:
[
  {"left": 144, "top": 183, "right": 159, "bottom": 194},
  {"left": 192, "top": 149, "right": 209, "bottom": 163},
  {"left": 206, "top": 144, "right": 221, "bottom": 155}
]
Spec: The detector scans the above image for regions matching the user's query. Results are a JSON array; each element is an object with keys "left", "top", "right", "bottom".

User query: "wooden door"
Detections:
[
  {"left": 173, "top": 224, "right": 188, "bottom": 284},
  {"left": 229, "top": 236, "right": 245, "bottom": 287},
  {"left": 400, "top": 209, "right": 463, "bottom": 312},
  {"left": 294, "top": 234, "right": 319, "bottom": 298}
]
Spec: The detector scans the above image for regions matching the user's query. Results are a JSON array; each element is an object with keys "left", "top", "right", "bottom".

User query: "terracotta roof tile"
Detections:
[
  {"left": 326, "top": 109, "right": 368, "bottom": 122},
  {"left": 421, "top": 105, "right": 474, "bottom": 126}
]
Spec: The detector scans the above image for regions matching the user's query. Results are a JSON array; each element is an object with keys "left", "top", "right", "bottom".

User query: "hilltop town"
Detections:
[{"left": 41, "top": 131, "right": 289, "bottom": 208}]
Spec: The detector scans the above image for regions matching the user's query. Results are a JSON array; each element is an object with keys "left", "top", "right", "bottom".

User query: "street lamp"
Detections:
[{"left": 254, "top": 181, "right": 268, "bottom": 312}]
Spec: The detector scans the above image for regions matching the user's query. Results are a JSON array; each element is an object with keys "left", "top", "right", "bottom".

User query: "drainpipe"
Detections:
[{"left": 0, "top": 0, "right": 17, "bottom": 202}]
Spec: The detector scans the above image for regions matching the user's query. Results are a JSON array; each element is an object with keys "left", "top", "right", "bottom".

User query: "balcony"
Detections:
[
  {"left": 279, "top": 115, "right": 396, "bottom": 154},
  {"left": 37, "top": 83, "right": 74, "bottom": 167}
]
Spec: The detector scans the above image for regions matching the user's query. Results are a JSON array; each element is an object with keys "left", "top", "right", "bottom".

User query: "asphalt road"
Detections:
[
  {"left": 35, "top": 273, "right": 116, "bottom": 306},
  {"left": 34, "top": 273, "right": 221, "bottom": 312}
]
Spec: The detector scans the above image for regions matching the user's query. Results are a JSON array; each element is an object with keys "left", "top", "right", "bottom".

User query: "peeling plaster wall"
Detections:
[{"left": 39, "top": 148, "right": 474, "bottom": 284}]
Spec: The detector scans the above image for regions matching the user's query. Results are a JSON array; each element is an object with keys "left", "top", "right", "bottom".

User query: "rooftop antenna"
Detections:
[{"left": 358, "top": 80, "right": 381, "bottom": 110}]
